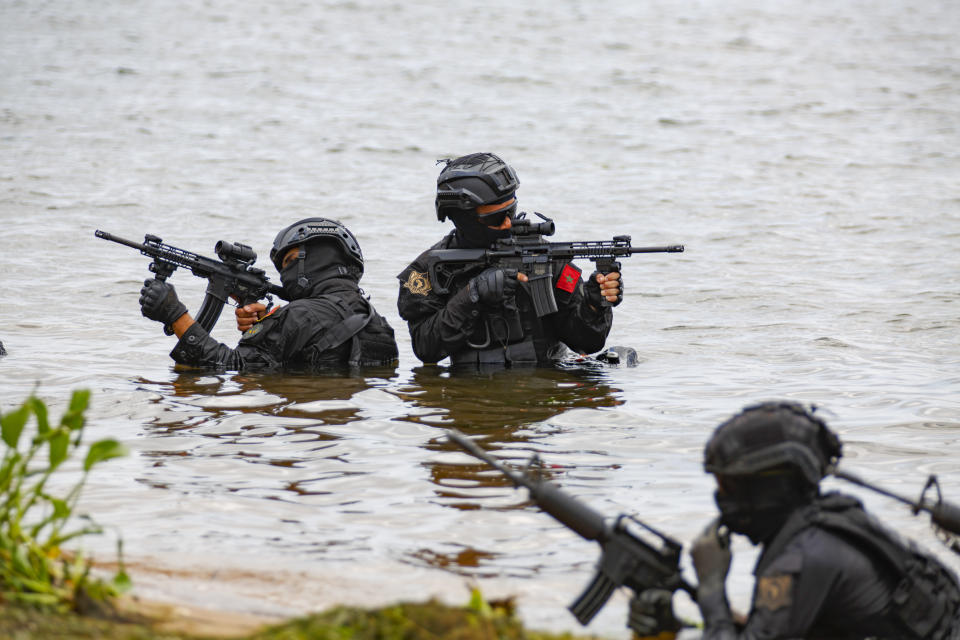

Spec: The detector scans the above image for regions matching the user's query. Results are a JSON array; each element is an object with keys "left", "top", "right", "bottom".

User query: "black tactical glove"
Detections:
[
  {"left": 468, "top": 268, "right": 520, "bottom": 306},
  {"left": 628, "top": 588, "right": 681, "bottom": 637},
  {"left": 585, "top": 271, "right": 623, "bottom": 309},
  {"left": 139, "top": 278, "right": 187, "bottom": 327}
]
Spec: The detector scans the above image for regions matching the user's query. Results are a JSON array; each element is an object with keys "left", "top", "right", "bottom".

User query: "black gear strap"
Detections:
[{"left": 309, "top": 297, "right": 375, "bottom": 364}]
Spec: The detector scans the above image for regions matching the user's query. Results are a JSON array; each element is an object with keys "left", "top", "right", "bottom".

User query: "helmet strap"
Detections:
[{"left": 295, "top": 246, "right": 310, "bottom": 288}]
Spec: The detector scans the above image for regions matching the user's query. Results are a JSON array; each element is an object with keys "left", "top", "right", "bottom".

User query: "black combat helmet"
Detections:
[
  {"left": 270, "top": 218, "right": 364, "bottom": 275},
  {"left": 705, "top": 401, "right": 842, "bottom": 485},
  {"left": 435, "top": 152, "right": 520, "bottom": 222},
  {"left": 704, "top": 401, "right": 843, "bottom": 543}
]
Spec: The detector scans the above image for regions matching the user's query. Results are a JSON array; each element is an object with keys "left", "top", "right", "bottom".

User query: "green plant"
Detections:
[{"left": 0, "top": 389, "right": 130, "bottom": 610}]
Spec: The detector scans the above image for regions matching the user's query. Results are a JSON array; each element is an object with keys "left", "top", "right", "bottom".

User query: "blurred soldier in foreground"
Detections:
[
  {"left": 139, "top": 218, "right": 398, "bottom": 371},
  {"left": 397, "top": 152, "right": 622, "bottom": 368},
  {"left": 631, "top": 401, "right": 960, "bottom": 639}
]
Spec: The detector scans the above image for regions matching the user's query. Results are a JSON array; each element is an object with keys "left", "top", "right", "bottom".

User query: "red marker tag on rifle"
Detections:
[{"left": 556, "top": 264, "right": 581, "bottom": 293}]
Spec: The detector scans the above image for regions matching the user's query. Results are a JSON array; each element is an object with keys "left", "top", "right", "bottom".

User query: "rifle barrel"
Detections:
[
  {"left": 632, "top": 244, "right": 684, "bottom": 253},
  {"left": 832, "top": 468, "right": 960, "bottom": 536},
  {"left": 447, "top": 429, "right": 608, "bottom": 541},
  {"left": 95, "top": 229, "right": 145, "bottom": 251}
]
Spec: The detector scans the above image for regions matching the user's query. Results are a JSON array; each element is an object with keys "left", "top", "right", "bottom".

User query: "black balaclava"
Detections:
[
  {"left": 280, "top": 239, "right": 358, "bottom": 300},
  {"left": 714, "top": 472, "right": 816, "bottom": 544},
  {"left": 448, "top": 205, "right": 514, "bottom": 249}
]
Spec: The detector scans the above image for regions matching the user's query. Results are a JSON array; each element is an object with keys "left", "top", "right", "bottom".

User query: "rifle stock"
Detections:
[{"left": 447, "top": 429, "right": 697, "bottom": 626}]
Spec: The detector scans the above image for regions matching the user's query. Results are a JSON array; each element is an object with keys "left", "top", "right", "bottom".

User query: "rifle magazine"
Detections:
[{"left": 569, "top": 570, "right": 617, "bottom": 625}]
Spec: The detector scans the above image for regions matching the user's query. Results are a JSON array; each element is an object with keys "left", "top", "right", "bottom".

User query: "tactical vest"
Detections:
[
  {"left": 241, "top": 294, "right": 397, "bottom": 370},
  {"left": 440, "top": 260, "right": 577, "bottom": 367},
  {"left": 306, "top": 296, "right": 397, "bottom": 367},
  {"left": 758, "top": 493, "right": 960, "bottom": 639}
]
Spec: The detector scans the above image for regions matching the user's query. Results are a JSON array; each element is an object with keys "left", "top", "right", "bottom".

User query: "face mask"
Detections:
[
  {"left": 279, "top": 242, "right": 354, "bottom": 300},
  {"left": 715, "top": 492, "right": 793, "bottom": 544},
  {"left": 450, "top": 211, "right": 514, "bottom": 248},
  {"left": 713, "top": 471, "right": 815, "bottom": 544},
  {"left": 280, "top": 256, "right": 309, "bottom": 300}
]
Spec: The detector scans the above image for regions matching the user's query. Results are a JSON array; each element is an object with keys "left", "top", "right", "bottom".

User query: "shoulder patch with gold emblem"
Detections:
[
  {"left": 403, "top": 270, "right": 432, "bottom": 296},
  {"left": 755, "top": 574, "right": 793, "bottom": 611}
]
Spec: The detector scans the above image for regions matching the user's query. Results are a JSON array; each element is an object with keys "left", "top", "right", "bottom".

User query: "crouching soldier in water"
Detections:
[
  {"left": 138, "top": 218, "right": 398, "bottom": 371},
  {"left": 397, "top": 152, "right": 622, "bottom": 368},
  {"left": 630, "top": 402, "right": 960, "bottom": 639}
]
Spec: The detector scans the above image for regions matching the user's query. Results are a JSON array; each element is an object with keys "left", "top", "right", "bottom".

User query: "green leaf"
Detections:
[
  {"left": 68, "top": 389, "right": 91, "bottom": 415},
  {"left": 11, "top": 545, "right": 38, "bottom": 579},
  {"left": 111, "top": 569, "right": 133, "bottom": 594},
  {"left": 48, "top": 497, "right": 70, "bottom": 521},
  {"left": 60, "top": 389, "right": 90, "bottom": 433},
  {"left": 467, "top": 587, "right": 493, "bottom": 618},
  {"left": 1, "top": 405, "right": 30, "bottom": 449},
  {"left": 49, "top": 431, "right": 69, "bottom": 469},
  {"left": 10, "top": 591, "right": 61, "bottom": 606},
  {"left": 83, "top": 439, "right": 128, "bottom": 472},
  {"left": 0, "top": 451, "right": 19, "bottom": 487},
  {"left": 28, "top": 397, "right": 50, "bottom": 436},
  {"left": 61, "top": 411, "right": 84, "bottom": 433},
  {"left": 16, "top": 575, "right": 57, "bottom": 594}
]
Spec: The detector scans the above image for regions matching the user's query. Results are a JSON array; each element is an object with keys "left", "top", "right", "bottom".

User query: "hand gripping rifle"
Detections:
[
  {"left": 830, "top": 466, "right": 960, "bottom": 555},
  {"left": 447, "top": 429, "right": 697, "bottom": 625},
  {"left": 95, "top": 230, "right": 289, "bottom": 335},
  {"left": 427, "top": 212, "right": 684, "bottom": 317}
]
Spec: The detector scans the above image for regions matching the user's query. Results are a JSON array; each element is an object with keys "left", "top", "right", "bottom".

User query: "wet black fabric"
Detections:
[
  {"left": 396, "top": 230, "right": 612, "bottom": 366},
  {"left": 170, "top": 278, "right": 398, "bottom": 372},
  {"left": 279, "top": 241, "right": 354, "bottom": 300},
  {"left": 715, "top": 473, "right": 814, "bottom": 544},
  {"left": 699, "top": 492, "right": 960, "bottom": 640}
]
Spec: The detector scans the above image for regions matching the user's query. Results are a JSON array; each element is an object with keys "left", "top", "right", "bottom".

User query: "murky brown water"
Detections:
[{"left": 2, "top": 0, "right": 959, "bottom": 636}]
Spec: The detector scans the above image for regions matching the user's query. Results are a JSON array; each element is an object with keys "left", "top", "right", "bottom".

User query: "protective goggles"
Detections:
[{"left": 475, "top": 198, "right": 517, "bottom": 227}]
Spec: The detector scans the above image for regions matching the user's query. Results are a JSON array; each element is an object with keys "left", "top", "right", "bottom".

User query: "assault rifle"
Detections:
[
  {"left": 95, "top": 230, "right": 288, "bottom": 335},
  {"left": 447, "top": 429, "right": 697, "bottom": 626},
  {"left": 426, "top": 212, "right": 684, "bottom": 317}
]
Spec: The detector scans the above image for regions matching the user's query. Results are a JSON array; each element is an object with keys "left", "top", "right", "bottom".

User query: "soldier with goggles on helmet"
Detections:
[
  {"left": 397, "top": 152, "right": 622, "bottom": 368},
  {"left": 629, "top": 402, "right": 960, "bottom": 639},
  {"left": 138, "top": 218, "right": 398, "bottom": 371}
]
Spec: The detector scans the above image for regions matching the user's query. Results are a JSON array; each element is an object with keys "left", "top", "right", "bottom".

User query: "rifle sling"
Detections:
[{"left": 310, "top": 297, "right": 375, "bottom": 356}]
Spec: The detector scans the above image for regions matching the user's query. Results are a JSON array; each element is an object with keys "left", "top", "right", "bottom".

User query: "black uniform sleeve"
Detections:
[
  {"left": 397, "top": 265, "right": 484, "bottom": 364},
  {"left": 701, "top": 528, "right": 893, "bottom": 640},
  {"left": 546, "top": 262, "right": 613, "bottom": 355},
  {"left": 169, "top": 322, "right": 278, "bottom": 371}
]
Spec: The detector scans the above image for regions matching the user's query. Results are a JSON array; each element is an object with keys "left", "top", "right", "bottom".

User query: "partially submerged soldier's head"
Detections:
[
  {"left": 270, "top": 218, "right": 364, "bottom": 299},
  {"left": 704, "top": 401, "right": 843, "bottom": 543},
  {"left": 435, "top": 152, "right": 520, "bottom": 248}
]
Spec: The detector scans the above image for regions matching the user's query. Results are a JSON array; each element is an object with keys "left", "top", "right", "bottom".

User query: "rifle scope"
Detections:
[
  {"left": 215, "top": 240, "right": 257, "bottom": 265},
  {"left": 512, "top": 218, "right": 555, "bottom": 237}
]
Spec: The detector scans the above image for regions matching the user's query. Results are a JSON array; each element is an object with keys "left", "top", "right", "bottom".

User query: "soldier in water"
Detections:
[
  {"left": 139, "top": 217, "right": 398, "bottom": 371},
  {"left": 397, "top": 152, "right": 622, "bottom": 368}
]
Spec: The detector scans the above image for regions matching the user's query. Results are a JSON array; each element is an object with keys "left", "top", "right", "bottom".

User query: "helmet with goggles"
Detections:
[
  {"left": 269, "top": 218, "right": 363, "bottom": 275},
  {"left": 704, "top": 401, "right": 842, "bottom": 486},
  {"left": 435, "top": 152, "right": 520, "bottom": 222}
]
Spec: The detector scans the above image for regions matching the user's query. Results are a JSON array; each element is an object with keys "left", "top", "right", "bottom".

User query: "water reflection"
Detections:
[
  {"left": 143, "top": 367, "right": 400, "bottom": 427},
  {"left": 394, "top": 365, "right": 624, "bottom": 576},
  {"left": 130, "top": 369, "right": 401, "bottom": 500},
  {"left": 395, "top": 364, "right": 623, "bottom": 432}
]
